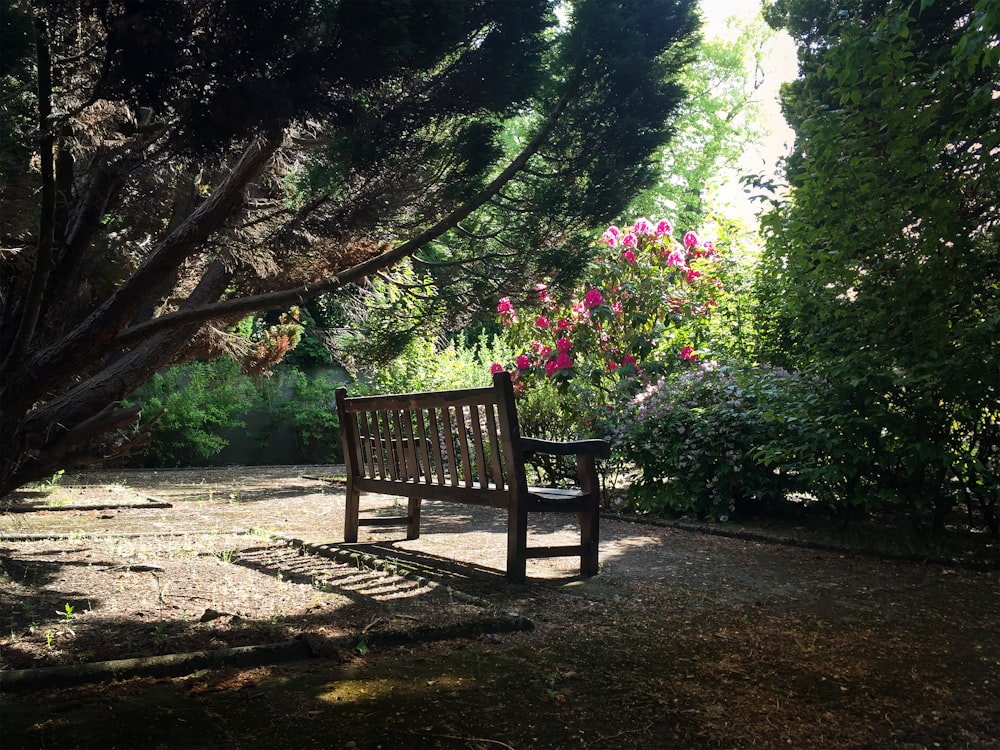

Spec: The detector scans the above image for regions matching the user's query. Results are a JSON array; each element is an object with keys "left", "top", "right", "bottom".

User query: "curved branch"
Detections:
[{"left": 111, "top": 84, "right": 577, "bottom": 348}]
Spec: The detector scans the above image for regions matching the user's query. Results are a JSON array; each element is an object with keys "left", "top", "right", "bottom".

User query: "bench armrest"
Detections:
[{"left": 519, "top": 437, "right": 611, "bottom": 460}]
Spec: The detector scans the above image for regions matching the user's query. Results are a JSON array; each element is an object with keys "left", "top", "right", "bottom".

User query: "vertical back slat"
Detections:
[
  {"left": 358, "top": 412, "right": 375, "bottom": 478},
  {"left": 370, "top": 411, "right": 386, "bottom": 479},
  {"left": 456, "top": 406, "right": 474, "bottom": 488},
  {"left": 381, "top": 410, "right": 398, "bottom": 480},
  {"left": 390, "top": 409, "right": 406, "bottom": 480},
  {"left": 402, "top": 408, "right": 420, "bottom": 481},
  {"left": 415, "top": 409, "right": 432, "bottom": 484},
  {"left": 370, "top": 410, "right": 386, "bottom": 479},
  {"left": 442, "top": 406, "right": 460, "bottom": 485},
  {"left": 427, "top": 407, "right": 446, "bottom": 483},
  {"left": 470, "top": 404, "right": 487, "bottom": 487},
  {"left": 484, "top": 403, "right": 504, "bottom": 489}
]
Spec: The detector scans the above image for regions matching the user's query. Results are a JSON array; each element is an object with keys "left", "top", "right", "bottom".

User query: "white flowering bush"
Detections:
[{"left": 616, "top": 361, "right": 800, "bottom": 520}]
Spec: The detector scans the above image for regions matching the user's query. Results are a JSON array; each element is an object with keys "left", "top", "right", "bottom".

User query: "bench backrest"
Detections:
[{"left": 335, "top": 372, "right": 527, "bottom": 506}]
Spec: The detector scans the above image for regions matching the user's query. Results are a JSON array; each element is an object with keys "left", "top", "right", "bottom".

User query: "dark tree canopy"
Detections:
[{"left": 0, "top": 0, "right": 700, "bottom": 493}]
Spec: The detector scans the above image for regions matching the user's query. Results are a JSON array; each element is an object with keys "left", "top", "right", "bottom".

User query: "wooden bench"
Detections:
[{"left": 335, "top": 371, "right": 610, "bottom": 582}]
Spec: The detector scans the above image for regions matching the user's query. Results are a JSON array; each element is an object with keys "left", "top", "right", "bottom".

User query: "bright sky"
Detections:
[{"left": 699, "top": 0, "right": 798, "bottom": 221}]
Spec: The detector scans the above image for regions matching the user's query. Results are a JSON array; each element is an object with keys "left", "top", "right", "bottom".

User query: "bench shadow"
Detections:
[{"left": 334, "top": 540, "right": 509, "bottom": 594}]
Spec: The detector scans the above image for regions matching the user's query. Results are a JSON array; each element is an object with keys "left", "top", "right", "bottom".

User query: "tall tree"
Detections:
[
  {"left": 631, "top": 8, "right": 774, "bottom": 230},
  {"left": 756, "top": 0, "right": 999, "bottom": 529},
  {"left": 0, "top": 0, "right": 699, "bottom": 494}
]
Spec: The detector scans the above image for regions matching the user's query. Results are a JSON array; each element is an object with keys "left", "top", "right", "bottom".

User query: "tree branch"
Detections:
[
  {"left": 7, "top": 404, "right": 143, "bottom": 489},
  {"left": 0, "top": 19, "right": 56, "bottom": 380},
  {"left": 111, "top": 86, "right": 576, "bottom": 347},
  {"left": 6, "top": 129, "right": 284, "bottom": 410}
]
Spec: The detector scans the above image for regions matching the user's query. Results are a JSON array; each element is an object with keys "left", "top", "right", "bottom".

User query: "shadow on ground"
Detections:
[{"left": 1, "top": 467, "right": 998, "bottom": 749}]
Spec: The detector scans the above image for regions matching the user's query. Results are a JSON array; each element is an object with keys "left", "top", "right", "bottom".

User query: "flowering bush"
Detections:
[
  {"left": 616, "top": 361, "right": 799, "bottom": 520},
  {"left": 493, "top": 218, "right": 721, "bottom": 394}
]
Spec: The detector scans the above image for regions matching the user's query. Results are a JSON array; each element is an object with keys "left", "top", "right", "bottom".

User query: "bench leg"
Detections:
[
  {"left": 406, "top": 497, "right": 422, "bottom": 540},
  {"left": 344, "top": 480, "right": 360, "bottom": 543},
  {"left": 576, "top": 454, "right": 601, "bottom": 577},
  {"left": 507, "top": 497, "right": 528, "bottom": 583},
  {"left": 577, "top": 508, "right": 599, "bottom": 577}
]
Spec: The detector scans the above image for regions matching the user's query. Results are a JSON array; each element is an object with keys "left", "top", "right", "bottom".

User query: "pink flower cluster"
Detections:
[
  {"left": 497, "top": 297, "right": 516, "bottom": 327},
  {"left": 602, "top": 218, "right": 673, "bottom": 248},
  {"left": 493, "top": 217, "right": 720, "bottom": 382}
]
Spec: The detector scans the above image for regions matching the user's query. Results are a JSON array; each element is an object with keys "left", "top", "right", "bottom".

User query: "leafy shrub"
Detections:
[
  {"left": 616, "top": 361, "right": 797, "bottom": 520},
  {"left": 128, "top": 359, "right": 262, "bottom": 467},
  {"left": 364, "top": 334, "right": 515, "bottom": 395},
  {"left": 754, "top": 365, "right": 1000, "bottom": 536},
  {"left": 279, "top": 369, "right": 344, "bottom": 464}
]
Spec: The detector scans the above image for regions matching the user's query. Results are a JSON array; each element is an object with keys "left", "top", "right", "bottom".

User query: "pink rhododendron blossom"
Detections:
[
  {"left": 584, "top": 288, "right": 604, "bottom": 308},
  {"left": 666, "top": 249, "right": 686, "bottom": 268},
  {"left": 497, "top": 297, "right": 516, "bottom": 327},
  {"left": 492, "top": 217, "right": 720, "bottom": 389},
  {"left": 490, "top": 363, "right": 505, "bottom": 374}
]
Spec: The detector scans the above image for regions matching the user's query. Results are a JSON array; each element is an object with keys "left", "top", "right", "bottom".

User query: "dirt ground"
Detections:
[{"left": 1, "top": 466, "right": 998, "bottom": 750}]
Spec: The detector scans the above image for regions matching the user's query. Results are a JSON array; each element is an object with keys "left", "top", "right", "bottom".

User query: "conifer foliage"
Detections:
[{"left": 0, "top": 0, "right": 699, "bottom": 493}]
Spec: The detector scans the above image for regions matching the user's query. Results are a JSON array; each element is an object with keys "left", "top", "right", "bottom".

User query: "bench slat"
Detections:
[
  {"left": 484, "top": 403, "right": 505, "bottom": 490},
  {"left": 358, "top": 412, "right": 375, "bottom": 478},
  {"left": 454, "top": 406, "right": 472, "bottom": 488},
  {"left": 470, "top": 404, "right": 487, "bottom": 489},
  {"left": 442, "top": 406, "right": 460, "bottom": 486},
  {"left": 426, "top": 407, "right": 445, "bottom": 484},
  {"left": 343, "top": 386, "right": 497, "bottom": 412},
  {"left": 351, "top": 475, "right": 512, "bottom": 506},
  {"left": 389, "top": 409, "right": 405, "bottom": 480},
  {"left": 414, "top": 409, "right": 429, "bottom": 483},
  {"left": 525, "top": 544, "right": 592, "bottom": 559}
]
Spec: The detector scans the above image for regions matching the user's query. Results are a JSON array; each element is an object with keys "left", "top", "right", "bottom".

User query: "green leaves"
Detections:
[{"left": 757, "top": 0, "right": 1000, "bottom": 533}]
